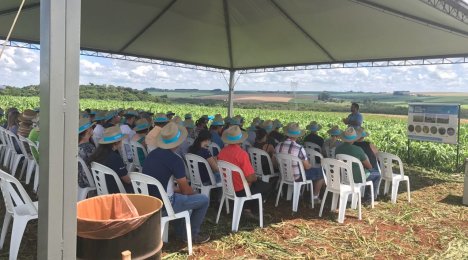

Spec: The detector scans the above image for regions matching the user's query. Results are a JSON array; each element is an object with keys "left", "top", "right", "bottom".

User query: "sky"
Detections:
[{"left": 0, "top": 46, "right": 467, "bottom": 93}]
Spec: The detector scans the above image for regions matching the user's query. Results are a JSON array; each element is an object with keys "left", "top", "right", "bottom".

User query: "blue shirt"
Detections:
[
  {"left": 347, "top": 112, "right": 363, "bottom": 128},
  {"left": 142, "top": 148, "right": 186, "bottom": 199},
  {"left": 210, "top": 130, "right": 224, "bottom": 153},
  {"left": 102, "top": 150, "right": 133, "bottom": 193}
]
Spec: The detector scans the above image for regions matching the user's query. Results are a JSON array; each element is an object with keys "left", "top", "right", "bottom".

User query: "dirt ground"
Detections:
[{"left": 2, "top": 165, "right": 466, "bottom": 259}]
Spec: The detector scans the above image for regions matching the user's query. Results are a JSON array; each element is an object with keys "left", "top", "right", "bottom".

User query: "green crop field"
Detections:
[{"left": 1, "top": 95, "right": 466, "bottom": 173}]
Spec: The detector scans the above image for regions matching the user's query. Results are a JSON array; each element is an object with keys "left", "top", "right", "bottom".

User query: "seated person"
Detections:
[
  {"left": 145, "top": 113, "right": 169, "bottom": 151},
  {"left": 253, "top": 128, "right": 278, "bottom": 175},
  {"left": 335, "top": 127, "right": 381, "bottom": 205},
  {"left": 275, "top": 123, "right": 325, "bottom": 203},
  {"left": 143, "top": 122, "right": 210, "bottom": 244},
  {"left": 132, "top": 118, "right": 151, "bottom": 164},
  {"left": 218, "top": 126, "right": 272, "bottom": 218},
  {"left": 78, "top": 118, "right": 96, "bottom": 188},
  {"left": 188, "top": 130, "right": 221, "bottom": 185},
  {"left": 322, "top": 126, "right": 343, "bottom": 158},
  {"left": 89, "top": 126, "right": 133, "bottom": 193},
  {"left": 209, "top": 116, "right": 225, "bottom": 154},
  {"left": 353, "top": 128, "right": 379, "bottom": 171},
  {"left": 303, "top": 121, "right": 324, "bottom": 148}
]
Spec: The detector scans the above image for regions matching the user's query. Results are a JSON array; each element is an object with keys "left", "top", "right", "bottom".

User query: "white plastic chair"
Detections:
[
  {"left": 119, "top": 139, "right": 134, "bottom": 172},
  {"left": 184, "top": 153, "right": 221, "bottom": 200},
  {"left": 319, "top": 158, "right": 361, "bottom": 223},
  {"left": 304, "top": 148, "right": 323, "bottom": 168},
  {"left": 335, "top": 154, "right": 375, "bottom": 209},
  {"left": 17, "top": 136, "right": 35, "bottom": 181},
  {"left": 323, "top": 146, "right": 337, "bottom": 159},
  {"left": 304, "top": 142, "right": 322, "bottom": 154},
  {"left": 1, "top": 129, "right": 13, "bottom": 169},
  {"left": 0, "top": 169, "right": 38, "bottom": 260},
  {"left": 208, "top": 142, "right": 221, "bottom": 156},
  {"left": 247, "top": 147, "right": 279, "bottom": 183},
  {"left": 128, "top": 172, "right": 192, "bottom": 255},
  {"left": 0, "top": 127, "right": 7, "bottom": 163},
  {"left": 77, "top": 157, "right": 97, "bottom": 201},
  {"left": 5, "top": 131, "right": 24, "bottom": 177},
  {"left": 275, "top": 153, "right": 314, "bottom": 212},
  {"left": 216, "top": 161, "right": 263, "bottom": 232},
  {"left": 376, "top": 152, "right": 410, "bottom": 203},
  {"left": 90, "top": 162, "right": 127, "bottom": 195},
  {"left": 26, "top": 139, "right": 39, "bottom": 193},
  {"left": 130, "top": 141, "right": 148, "bottom": 172}
]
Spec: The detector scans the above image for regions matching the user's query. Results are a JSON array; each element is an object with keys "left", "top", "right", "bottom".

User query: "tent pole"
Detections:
[
  {"left": 227, "top": 70, "right": 235, "bottom": 117},
  {"left": 38, "top": 0, "right": 80, "bottom": 259}
]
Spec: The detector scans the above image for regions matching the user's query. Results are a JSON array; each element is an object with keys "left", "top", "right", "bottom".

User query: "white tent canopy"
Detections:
[
  {"left": 1, "top": 1, "right": 468, "bottom": 259},
  {"left": 1, "top": 0, "right": 468, "bottom": 70}
]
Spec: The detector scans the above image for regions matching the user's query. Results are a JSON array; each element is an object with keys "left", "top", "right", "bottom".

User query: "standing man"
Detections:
[
  {"left": 342, "top": 102, "right": 363, "bottom": 128},
  {"left": 143, "top": 122, "right": 211, "bottom": 244}
]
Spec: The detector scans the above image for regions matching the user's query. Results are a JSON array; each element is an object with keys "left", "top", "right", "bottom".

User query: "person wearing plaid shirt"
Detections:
[{"left": 275, "top": 123, "right": 325, "bottom": 202}]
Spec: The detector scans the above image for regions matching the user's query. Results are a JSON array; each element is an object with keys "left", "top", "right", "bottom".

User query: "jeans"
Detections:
[
  {"left": 171, "top": 193, "right": 209, "bottom": 238},
  {"left": 296, "top": 167, "right": 324, "bottom": 182},
  {"left": 364, "top": 169, "right": 381, "bottom": 201}
]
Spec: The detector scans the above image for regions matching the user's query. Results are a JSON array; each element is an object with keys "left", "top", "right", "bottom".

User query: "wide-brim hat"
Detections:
[
  {"left": 99, "top": 126, "right": 127, "bottom": 144},
  {"left": 211, "top": 117, "right": 225, "bottom": 126},
  {"left": 94, "top": 111, "right": 108, "bottom": 121},
  {"left": 133, "top": 118, "right": 150, "bottom": 131},
  {"left": 307, "top": 121, "right": 322, "bottom": 132},
  {"left": 327, "top": 126, "right": 342, "bottom": 136},
  {"left": 221, "top": 125, "right": 249, "bottom": 144},
  {"left": 154, "top": 113, "right": 169, "bottom": 123},
  {"left": 171, "top": 116, "right": 183, "bottom": 126},
  {"left": 79, "top": 117, "right": 95, "bottom": 134},
  {"left": 19, "top": 109, "right": 37, "bottom": 122},
  {"left": 166, "top": 111, "right": 175, "bottom": 116},
  {"left": 155, "top": 122, "right": 188, "bottom": 149},
  {"left": 283, "top": 123, "right": 306, "bottom": 138},
  {"left": 341, "top": 127, "right": 360, "bottom": 143},
  {"left": 260, "top": 120, "right": 274, "bottom": 133},
  {"left": 184, "top": 113, "right": 192, "bottom": 120},
  {"left": 125, "top": 110, "right": 139, "bottom": 117},
  {"left": 273, "top": 119, "right": 283, "bottom": 129},
  {"left": 355, "top": 127, "right": 369, "bottom": 138}
]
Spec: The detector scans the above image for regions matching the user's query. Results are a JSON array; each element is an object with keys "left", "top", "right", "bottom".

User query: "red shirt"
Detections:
[{"left": 218, "top": 144, "right": 255, "bottom": 192}]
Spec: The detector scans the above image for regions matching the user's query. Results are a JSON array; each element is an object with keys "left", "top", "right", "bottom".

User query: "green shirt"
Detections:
[
  {"left": 335, "top": 142, "right": 369, "bottom": 183},
  {"left": 28, "top": 127, "right": 40, "bottom": 162}
]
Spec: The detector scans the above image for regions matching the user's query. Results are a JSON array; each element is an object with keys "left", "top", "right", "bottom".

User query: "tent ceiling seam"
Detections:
[
  {"left": 418, "top": 0, "right": 468, "bottom": 24},
  {"left": 118, "top": 0, "right": 178, "bottom": 52},
  {"left": 223, "top": 0, "right": 234, "bottom": 70},
  {"left": 269, "top": 0, "right": 335, "bottom": 61},
  {"left": 0, "top": 2, "right": 39, "bottom": 17},
  {"left": 350, "top": 0, "right": 468, "bottom": 38}
]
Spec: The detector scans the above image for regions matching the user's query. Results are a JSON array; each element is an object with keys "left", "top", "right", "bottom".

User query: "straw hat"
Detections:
[
  {"left": 79, "top": 117, "right": 95, "bottom": 134},
  {"left": 154, "top": 113, "right": 169, "bottom": 123},
  {"left": 327, "top": 125, "right": 342, "bottom": 136},
  {"left": 273, "top": 119, "right": 283, "bottom": 129},
  {"left": 230, "top": 117, "right": 241, "bottom": 126},
  {"left": 260, "top": 120, "right": 274, "bottom": 133},
  {"left": 94, "top": 111, "right": 108, "bottom": 121},
  {"left": 133, "top": 118, "right": 150, "bottom": 132},
  {"left": 125, "top": 110, "right": 139, "bottom": 117},
  {"left": 19, "top": 109, "right": 37, "bottom": 122},
  {"left": 340, "top": 127, "right": 360, "bottom": 143},
  {"left": 211, "top": 116, "right": 225, "bottom": 126},
  {"left": 307, "top": 121, "right": 322, "bottom": 132},
  {"left": 99, "top": 126, "right": 126, "bottom": 144},
  {"left": 184, "top": 119, "right": 195, "bottom": 129},
  {"left": 221, "top": 125, "right": 249, "bottom": 144},
  {"left": 171, "top": 116, "right": 183, "bottom": 126},
  {"left": 283, "top": 123, "right": 306, "bottom": 138},
  {"left": 155, "top": 122, "right": 188, "bottom": 149}
]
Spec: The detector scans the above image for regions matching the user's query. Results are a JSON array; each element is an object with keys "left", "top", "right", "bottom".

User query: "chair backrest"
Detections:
[
  {"left": 0, "top": 169, "right": 38, "bottom": 216},
  {"left": 3, "top": 130, "right": 14, "bottom": 148},
  {"left": 304, "top": 148, "right": 323, "bottom": 168},
  {"left": 6, "top": 130, "right": 20, "bottom": 153},
  {"left": 322, "top": 158, "right": 355, "bottom": 192},
  {"left": 77, "top": 157, "right": 96, "bottom": 188},
  {"left": 217, "top": 160, "right": 251, "bottom": 199},
  {"left": 185, "top": 153, "right": 216, "bottom": 187},
  {"left": 128, "top": 172, "right": 176, "bottom": 217},
  {"left": 208, "top": 142, "right": 221, "bottom": 156},
  {"left": 323, "top": 146, "right": 336, "bottom": 158},
  {"left": 335, "top": 154, "right": 367, "bottom": 184},
  {"left": 248, "top": 147, "right": 275, "bottom": 178},
  {"left": 119, "top": 139, "right": 132, "bottom": 165},
  {"left": 130, "top": 141, "right": 147, "bottom": 169},
  {"left": 376, "top": 152, "right": 405, "bottom": 178},
  {"left": 304, "top": 142, "right": 322, "bottom": 153},
  {"left": 17, "top": 135, "right": 32, "bottom": 159},
  {"left": 0, "top": 127, "right": 6, "bottom": 145},
  {"left": 90, "top": 162, "right": 127, "bottom": 195},
  {"left": 276, "top": 153, "right": 306, "bottom": 183}
]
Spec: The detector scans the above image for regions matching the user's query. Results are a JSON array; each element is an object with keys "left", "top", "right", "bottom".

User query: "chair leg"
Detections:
[
  {"left": 275, "top": 183, "right": 283, "bottom": 207},
  {"left": 161, "top": 219, "right": 169, "bottom": 242},
  {"left": 337, "top": 193, "right": 349, "bottom": 224},
  {"left": 216, "top": 195, "right": 225, "bottom": 224},
  {"left": 319, "top": 190, "right": 328, "bottom": 217},
  {"left": 384, "top": 179, "right": 390, "bottom": 196},
  {"left": 25, "top": 161, "right": 35, "bottom": 185},
  {"left": 310, "top": 182, "right": 314, "bottom": 209},
  {"left": 406, "top": 179, "right": 411, "bottom": 203},
  {"left": 292, "top": 184, "right": 300, "bottom": 212},
  {"left": 0, "top": 212, "right": 12, "bottom": 249},
  {"left": 184, "top": 215, "right": 192, "bottom": 255},
  {"left": 258, "top": 197, "right": 263, "bottom": 228},
  {"left": 357, "top": 193, "right": 362, "bottom": 220},
  {"left": 369, "top": 183, "right": 374, "bottom": 209},
  {"left": 9, "top": 216, "right": 29, "bottom": 260},
  {"left": 232, "top": 199, "right": 244, "bottom": 232},
  {"left": 391, "top": 179, "right": 399, "bottom": 204},
  {"left": 33, "top": 166, "right": 39, "bottom": 193},
  {"left": 19, "top": 159, "right": 28, "bottom": 180},
  {"left": 201, "top": 187, "right": 211, "bottom": 201},
  {"left": 331, "top": 193, "right": 339, "bottom": 211}
]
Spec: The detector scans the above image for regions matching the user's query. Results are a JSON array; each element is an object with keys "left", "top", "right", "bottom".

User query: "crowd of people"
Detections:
[{"left": 1, "top": 102, "right": 382, "bottom": 245}]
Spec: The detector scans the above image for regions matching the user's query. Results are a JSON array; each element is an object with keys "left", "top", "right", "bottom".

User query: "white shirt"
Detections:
[
  {"left": 93, "top": 124, "right": 104, "bottom": 144},
  {"left": 120, "top": 124, "right": 136, "bottom": 142}
]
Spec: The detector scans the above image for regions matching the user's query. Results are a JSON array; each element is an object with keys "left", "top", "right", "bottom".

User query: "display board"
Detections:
[{"left": 408, "top": 103, "right": 460, "bottom": 145}]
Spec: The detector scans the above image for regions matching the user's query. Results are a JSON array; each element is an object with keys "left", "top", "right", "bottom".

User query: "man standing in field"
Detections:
[{"left": 342, "top": 102, "right": 363, "bottom": 128}]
